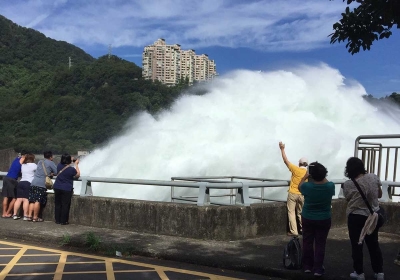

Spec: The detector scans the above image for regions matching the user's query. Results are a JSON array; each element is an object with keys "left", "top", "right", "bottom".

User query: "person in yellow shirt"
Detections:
[{"left": 279, "top": 141, "right": 308, "bottom": 236}]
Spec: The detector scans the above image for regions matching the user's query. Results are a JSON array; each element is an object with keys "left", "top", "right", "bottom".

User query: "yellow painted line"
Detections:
[
  {"left": 0, "top": 240, "right": 243, "bottom": 280},
  {"left": 53, "top": 253, "right": 67, "bottom": 280},
  {"left": 0, "top": 247, "right": 27, "bottom": 280},
  {"left": 105, "top": 260, "right": 116, "bottom": 280},
  {"left": 14, "top": 261, "right": 105, "bottom": 265},
  {"left": 20, "top": 254, "right": 61, "bottom": 256},
  {"left": 8, "top": 273, "right": 55, "bottom": 277},
  {"left": 0, "top": 248, "right": 20, "bottom": 250},
  {"left": 155, "top": 268, "right": 169, "bottom": 280}
]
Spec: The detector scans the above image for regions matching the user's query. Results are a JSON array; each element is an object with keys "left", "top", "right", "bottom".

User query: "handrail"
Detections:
[
  {"left": 355, "top": 134, "right": 400, "bottom": 199},
  {"left": 1, "top": 172, "right": 395, "bottom": 205}
]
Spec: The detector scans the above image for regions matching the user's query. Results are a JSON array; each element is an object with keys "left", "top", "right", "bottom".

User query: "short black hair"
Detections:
[
  {"left": 309, "top": 162, "right": 328, "bottom": 181},
  {"left": 345, "top": 157, "right": 367, "bottom": 179},
  {"left": 20, "top": 150, "right": 28, "bottom": 155},
  {"left": 60, "top": 154, "right": 72, "bottom": 165},
  {"left": 43, "top": 151, "right": 53, "bottom": 159}
]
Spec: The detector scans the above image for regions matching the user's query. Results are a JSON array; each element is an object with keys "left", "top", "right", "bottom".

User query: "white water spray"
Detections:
[{"left": 79, "top": 64, "right": 400, "bottom": 202}]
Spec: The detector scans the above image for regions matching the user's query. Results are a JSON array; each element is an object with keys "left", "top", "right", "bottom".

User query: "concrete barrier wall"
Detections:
[
  {"left": 38, "top": 195, "right": 348, "bottom": 240},
  {"left": 1, "top": 193, "right": 398, "bottom": 240}
]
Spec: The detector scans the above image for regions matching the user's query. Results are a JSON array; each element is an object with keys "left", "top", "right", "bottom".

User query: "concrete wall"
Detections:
[
  {"left": 37, "top": 195, "right": 348, "bottom": 240},
  {"left": 2, "top": 193, "right": 398, "bottom": 240}
]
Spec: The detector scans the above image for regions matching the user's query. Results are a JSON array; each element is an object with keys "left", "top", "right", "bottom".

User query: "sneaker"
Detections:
[
  {"left": 350, "top": 271, "right": 365, "bottom": 280},
  {"left": 314, "top": 272, "right": 324, "bottom": 277},
  {"left": 304, "top": 269, "right": 311, "bottom": 273},
  {"left": 395, "top": 259, "right": 400, "bottom": 266},
  {"left": 12, "top": 215, "right": 20, "bottom": 220},
  {"left": 374, "top": 273, "right": 384, "bottom": 280}
]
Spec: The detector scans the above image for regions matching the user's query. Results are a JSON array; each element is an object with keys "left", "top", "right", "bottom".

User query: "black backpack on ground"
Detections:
[{"left": 283, "top": 236, "right": 302, "bottom": 269}]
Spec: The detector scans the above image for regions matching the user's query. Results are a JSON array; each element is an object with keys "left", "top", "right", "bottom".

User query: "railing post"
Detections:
[
  {"left": 338, "top": 184, "right": 345, "bottom": 199},
  {"left": 171, "top": 178, "right": 175, "bottom": 203},
  {"left": 197, "top": 182, "right": 210, "bottom": 206},
  {"left": 235, "top": 183, "right": 250, "bottom": 206},
  {"left": 80, "top": 177, "right": 93, "bottom": 196},
  {"left": 380, "top": 182, "right": 391, "bottom": 202}
]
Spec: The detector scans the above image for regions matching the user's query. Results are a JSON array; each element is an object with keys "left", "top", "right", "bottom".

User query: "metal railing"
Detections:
[
  {"left": 171, "top": 176, "right": 291, "bottom": 204},
  {"left": 355, "top": 134, "right": 400, "bottom": 197},
  {"left": 0, "top": 172, "right": 395, "bottom": 205}
]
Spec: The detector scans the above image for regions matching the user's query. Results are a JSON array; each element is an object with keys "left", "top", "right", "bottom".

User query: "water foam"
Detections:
[{"left": 78, "top": 64, "right": 400, "bottom": 201}]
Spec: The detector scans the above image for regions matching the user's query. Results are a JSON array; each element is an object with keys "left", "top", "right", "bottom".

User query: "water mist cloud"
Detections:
[{"left": 79, "top": 64, "right": 400, "bottom": 201}]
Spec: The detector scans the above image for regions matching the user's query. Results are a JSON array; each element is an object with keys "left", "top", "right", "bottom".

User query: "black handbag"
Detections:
[{"left": 351, "top": 178, "right": 386, "bottom": 228}]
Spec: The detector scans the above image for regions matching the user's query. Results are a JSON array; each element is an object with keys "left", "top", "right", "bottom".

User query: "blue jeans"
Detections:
[{"left": 302, "top": 217, "right": 331, "bottom": 274}]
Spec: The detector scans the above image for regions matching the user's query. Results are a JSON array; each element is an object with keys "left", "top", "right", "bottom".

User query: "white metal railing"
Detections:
[
  {"left": 0, "top": 172, "right": 394, "bottom": 206},
  {"left": 355, "top": 134, "right": 400, "bottom": 197}
]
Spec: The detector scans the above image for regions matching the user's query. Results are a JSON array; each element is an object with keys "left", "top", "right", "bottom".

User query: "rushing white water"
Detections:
[{"left": 78, "top": 64, "right": 400, "bottom": 202}]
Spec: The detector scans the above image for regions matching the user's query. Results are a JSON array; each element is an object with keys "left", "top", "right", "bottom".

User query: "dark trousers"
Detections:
[
  {"left": 348, "top": 214, "right": 383, "bottom": 274},
  {"left": 54, "top": 189, "right": 72, "bottom": 224},
  {"left": 302, "top": 217, "right": 331, "bottom": 273}
]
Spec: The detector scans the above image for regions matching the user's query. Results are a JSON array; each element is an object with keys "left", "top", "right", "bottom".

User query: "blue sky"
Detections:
[{"left": 1, "top": 0, "right": 399, "bottom": 97}]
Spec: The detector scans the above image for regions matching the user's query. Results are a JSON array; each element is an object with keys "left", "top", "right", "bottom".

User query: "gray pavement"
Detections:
[{"left": 0, "top": 218, "right": 399, "bottom": 280}]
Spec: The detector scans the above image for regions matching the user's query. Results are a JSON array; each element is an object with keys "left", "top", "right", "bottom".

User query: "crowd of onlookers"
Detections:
[
  {"left": 2, "top": 150, "right": 79, "bottom": 225},
  {"left": 1, "top": 146, "right": 399, "bottom": 279},
  {"left": 278, "top": 141, "right": 391, "bottom": 280}
]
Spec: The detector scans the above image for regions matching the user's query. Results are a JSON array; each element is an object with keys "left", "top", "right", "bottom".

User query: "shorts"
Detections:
[
  {"left": 1, "top": 176, "right": 18, "bottom": 198},
  {"left": 28, "top": 186, "right": 47, "bottom": 205},
  {"left": 16, "top": 181, "right": 31, "bottom": 199}
]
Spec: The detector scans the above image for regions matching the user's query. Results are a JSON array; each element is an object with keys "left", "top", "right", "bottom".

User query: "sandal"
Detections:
[{"left": 23, "top": 216, "right": 32, "bottom": 221}]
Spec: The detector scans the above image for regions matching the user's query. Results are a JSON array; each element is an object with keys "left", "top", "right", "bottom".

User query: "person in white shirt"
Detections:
[{"left": 13, "top": 153, "right": 37, "bottom": 220}]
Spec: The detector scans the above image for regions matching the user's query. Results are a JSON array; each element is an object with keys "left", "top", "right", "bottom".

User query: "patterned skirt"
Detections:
[{"left": 28, "top": 186, "right": 47, "bottom": 204}]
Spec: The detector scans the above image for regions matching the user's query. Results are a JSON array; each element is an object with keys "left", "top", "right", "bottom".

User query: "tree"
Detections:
[{"left": 330, "top": 0, "right": 400, "bottom": 54}]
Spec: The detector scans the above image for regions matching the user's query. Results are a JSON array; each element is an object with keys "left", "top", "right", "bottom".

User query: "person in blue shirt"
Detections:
[
  {"left": 299, "top": 162, "right": 335, "bottom": 277},
  {"left": 53, "top": 154, "right": 80, "bottom": 225},
  {"left": 2, "top": 150, "right": 27, "bottom": 218}
]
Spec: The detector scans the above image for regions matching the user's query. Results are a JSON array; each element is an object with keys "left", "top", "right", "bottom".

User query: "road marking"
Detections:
[
  {"left": 0, "top": 240, "right": 245, "bottom": 280},
  {"left": 0, "top": 247, "right": 27, "bottom": 280},
  {"left": 53, "top": 253, "right": 67, "bottom": 280}
]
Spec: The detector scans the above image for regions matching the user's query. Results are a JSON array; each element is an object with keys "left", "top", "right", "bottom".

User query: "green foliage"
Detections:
[
  {"left": 0, "top": 15, "right": 189, "bottom": 154},
  {"left": 85, "top": 232, "right": 101, "bottom": 251},
  {"left": 330, "top": 0, "right": 400, "bottom": 54},
  {"left": 60, "top": 233, "right": 72, "bottom": 246}
]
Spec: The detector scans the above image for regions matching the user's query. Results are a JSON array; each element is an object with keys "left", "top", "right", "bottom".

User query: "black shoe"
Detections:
[{"left": 60, "top": 222, "right": 69, "bottom": 225}]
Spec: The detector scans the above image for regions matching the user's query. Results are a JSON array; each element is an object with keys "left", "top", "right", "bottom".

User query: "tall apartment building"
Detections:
[{"left": 142, "top": 39, "right": 217, "bottom": 86}]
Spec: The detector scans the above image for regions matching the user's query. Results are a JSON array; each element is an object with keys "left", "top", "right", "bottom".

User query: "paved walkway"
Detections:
[
  {"left": 0, "top": 240, "right": 279, "bottom": 280},
  {"left": 0, "top": 218, "right": 399, "bottom": 280}
]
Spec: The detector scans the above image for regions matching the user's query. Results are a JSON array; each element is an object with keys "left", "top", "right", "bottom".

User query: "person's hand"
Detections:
[
  {"left": 74, "top": 159, "right": 80, "bottom": 165},
  {"left": 303, "top": 172, "right": 309, "bottom": 180},
  {"left": 279, "top": 141, "right": 285, "bottom": 150}
]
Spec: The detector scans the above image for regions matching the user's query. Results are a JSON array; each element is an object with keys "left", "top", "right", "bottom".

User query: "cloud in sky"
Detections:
[{"left": 1, "top": 0, "right": 346, "bottom": 51}]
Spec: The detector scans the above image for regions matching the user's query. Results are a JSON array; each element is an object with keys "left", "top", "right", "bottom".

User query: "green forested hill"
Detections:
[{"left": 0, "top": 15, "right": 187, "bottom": 153}]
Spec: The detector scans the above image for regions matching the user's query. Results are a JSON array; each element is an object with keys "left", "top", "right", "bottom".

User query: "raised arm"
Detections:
[
  {"left": 298, "top": 172, "right": 309, "bottom": 192},
  {"left": 279, "top": 142, "right": 290, "bottom": 167},
  {"left": 74, "top": 159, "right": 80, "bottom": 178}
]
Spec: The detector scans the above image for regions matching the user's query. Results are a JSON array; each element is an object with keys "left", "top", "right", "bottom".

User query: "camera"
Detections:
[
  {"left": 308, "top": 164, "right": 315, "bottom": 175},
  {"left": 308, "top": 164, "right": 315, "bottom": 182}
]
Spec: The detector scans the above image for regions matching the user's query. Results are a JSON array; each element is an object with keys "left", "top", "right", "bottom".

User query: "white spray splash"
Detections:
[{"left": 78, "top": 64, "right": 400, "bottom": 202}]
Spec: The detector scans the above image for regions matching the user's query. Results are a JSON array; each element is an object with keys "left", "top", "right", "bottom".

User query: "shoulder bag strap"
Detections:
[
  {"left": 41, "top": 161, "right": 49, "bottom": 177},
  {"left": 57, "top": 165, "right": 70, "bottom": 175},
  {"left": 351, "top": 178, "right": 374, "bottom": 215}
]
